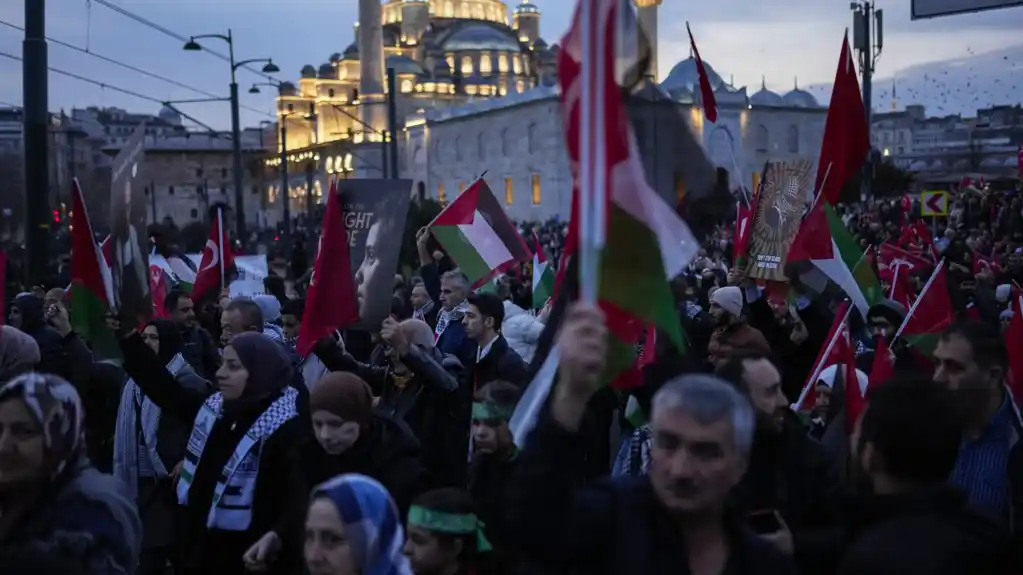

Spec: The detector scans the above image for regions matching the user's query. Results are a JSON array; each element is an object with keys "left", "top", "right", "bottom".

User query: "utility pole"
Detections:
[
  {"left": 280, "top": 120, "right": 290, "bottom": 253},
  {"left": 853, "top": 1, "right": 883, "bottom": 201},
  {"left": 23, "top": 0, "right": 50, "bottom": 285},
  {"left": 386, "top": 67, "right": 399, "bottom": 179}
]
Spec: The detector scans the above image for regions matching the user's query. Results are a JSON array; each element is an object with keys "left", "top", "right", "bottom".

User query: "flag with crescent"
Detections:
[{"left": 191, "top": 207, "right": 236, "bottom": 302}]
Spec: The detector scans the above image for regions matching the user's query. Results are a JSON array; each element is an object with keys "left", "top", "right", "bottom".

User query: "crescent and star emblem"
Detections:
[{"left": 202, "top": 239, "right": 220, "bottom": 271}]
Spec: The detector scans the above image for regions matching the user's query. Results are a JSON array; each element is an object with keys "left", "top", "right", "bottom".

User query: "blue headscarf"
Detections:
[{"left": 311, "top": 474, "right": 412, "bottom": 575}]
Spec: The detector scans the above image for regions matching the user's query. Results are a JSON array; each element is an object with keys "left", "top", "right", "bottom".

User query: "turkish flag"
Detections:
[
  {"left": 191, "top": 207, "right": 236, "bottom": 302},
  {"left": 296, "top": 179, "right": 359, "bottom": 358}
]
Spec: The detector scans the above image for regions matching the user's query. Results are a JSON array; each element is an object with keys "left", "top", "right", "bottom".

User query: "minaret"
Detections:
[
  {"left": 633, "top": 0, "right": 662, "bottom": 82},
  {"left": 513, "top": 1, "right": 541, "bottom": 45},
  {"left": 358, "top": 0, "right": 387, "bottom": 140},
  {"left": 891, "top": 78, "right": 897, "bottom": 111}
]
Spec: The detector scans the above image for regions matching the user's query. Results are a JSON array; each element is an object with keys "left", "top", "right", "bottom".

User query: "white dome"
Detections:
[
  {"left": 661, "top": 57, "right": 725, "bottom": 92},
  {"left": 783, "top": 88, "right": 819, "bottom": 108},
  {"left": 751, "top": 78, "right": 783, "bottom": 106}
]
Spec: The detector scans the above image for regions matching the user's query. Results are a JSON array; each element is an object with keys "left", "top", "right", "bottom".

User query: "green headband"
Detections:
[
  {"left": 407, "top": 506, "right": 492, "bottom": 552},
  {"left": 471, "top": 402, "right": 514, "bottom": 422}
]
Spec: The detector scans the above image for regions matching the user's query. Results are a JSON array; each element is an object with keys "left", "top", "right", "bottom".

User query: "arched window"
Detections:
[
  {"left": 786, "top": 125, "right": 799, "bottom": 153},
  {"left": 327, "top": 88, "right": 335, "bottom": 98},
  {"left": 442, "top": 1, "right": 454, "bottom": 17},
  {"left": 473, "top": 3, "right": 484, "bottom": 19},
  {"left": 754, "top": 124, "right": 769, "bottom": 153},
  {"left": 461, "top": 56, "right": 474, "bottom": 76},
  {"left": 500, "top": 127, "right": 511, "bottom": 155},
  {"left": 434, "top": 138, "right": 443, "bottom": 164},
  {"left": 513, "top": 55, "right": 523, "bottom": 74},
  {"left": 480, "top": 53, "right": 493, "bottom": 75},
  {"left": 477, "top": 132, "right": 487, "bottom": 160},
  {"left": 401, "top": 80, "right": 413, "bottom": 93},
  {"left": 498, "top": 53, "right": 509, "bottom": 72},
  {"left": 515, "top": 79, "right": 525, "bottom": 93},
  {"left": 458, "top": 3, "right": 469, "bottom": 18},
  {"left": 455, "top": 135, "right": 463, "bottom": 160},
  {"left": 527, "top": 123, "right": 538, "bottom": 153}
]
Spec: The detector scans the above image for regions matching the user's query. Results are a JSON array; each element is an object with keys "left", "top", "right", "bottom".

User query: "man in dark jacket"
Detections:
[
  {"left": 839, "top": 375, "right": 1012, "bottom": 574},
  {"left": 164, "top": 289, "right": 219, "bottom": 381},
  {"left": 505, "top": 303, "right": 795, "bottom": 574},
  {"left": 8, "top": 294, "right": 69, "bottom": 378},
  {"left": 716, "top": 353, "right": 844, "bottom": 574},
  {"left": 462, "top": 292, "right": 528, "bottom": 389}
]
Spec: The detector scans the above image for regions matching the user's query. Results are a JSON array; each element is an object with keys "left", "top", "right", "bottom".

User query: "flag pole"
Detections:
[
  {"left": 809, "top": 161, "right": 833, "bottom": 211},
  {"left": 578, "top": 0, "right": 604, "bottom": 305},
  {"left": 218, "top": 206, "right": 226, "bottom": 289},
  {"left": 792, "top": 301, "right": 853, "bottom": 409},
  {"left": 424, "top": 170, "right": 490, "bottom": 229},
  {"left": 893, "top": 258, "right": 944, "bottom": 340}
]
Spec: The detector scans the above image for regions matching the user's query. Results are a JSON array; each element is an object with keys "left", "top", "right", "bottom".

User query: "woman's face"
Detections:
[
  {"left": 403, "top": 524, "right": 458, "bottom": 575},
  {"left": 142, "top": 325, "right": 160, "bottom": 355},
  {"left": 311, "top": 411, "right": 360, "bottom": 455},
  {"left": 304, "top": 498, "right": 356, "bottom": 575},
  {"left": 216, "top": 346, "right": 249, "bottom": 401},
  {"left": 0, "top": 398, "right": 45, "bottom": 486}
]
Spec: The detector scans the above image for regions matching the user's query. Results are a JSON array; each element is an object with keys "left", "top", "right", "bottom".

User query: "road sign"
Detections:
[
  {"left": 911, "top": 0, "right": 1023, "bottom": 20},
  {"left": 920, "top": 191, "right": 949, "bottom": 217}
]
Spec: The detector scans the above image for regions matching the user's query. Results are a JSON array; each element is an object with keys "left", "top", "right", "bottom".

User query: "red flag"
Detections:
[
  {"left": 815, "top": 33, "right": 869, "bottom": 206},
  {"left": 296, "top": 179, "right": 359, "bottom": 358},
  {"left": 897, "top": 259, "right": 953, "bottom": 355},
  {"left": 1006, "top": 286, "right": 1023, "bottom": 402},
  {"left": 795, "top": 302, "right": 854, "bottom": 411},
  {"left": 149, "top": 266, "right": 169, "bottom": 319},
  {"left": 886, "top": 263, "right": 915, "bottom": 309},
  {"left": 191, "top": 208, "right": 236, "bottom": 302},
  {"left": 972, "top": 249, "right": 1000, "bottom": 276},
  {"left": 878, "top": 242, "right": 932, "bottom": 273},
  {"left": 868, "top": 336, "right": 896, "bottom": 388},
  {"left": 686, "top": 22, "right": 717, "bottom": 123},
  {"left": 638, "top": 323, "right": 657, "bottom": 368},
  {"left": 734, "top": 201, "right": 752, "bottom": 266}
]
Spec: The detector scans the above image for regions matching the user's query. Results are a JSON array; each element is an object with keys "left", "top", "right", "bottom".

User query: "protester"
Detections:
[
  {"left": 304, "top": 474, "right": 413, "bottom": 575},
  {"left": 416, "top": 228, "right": 474, "bottom": 361},
  {"left": 0, "top": 373, "right": 141, "bottom": 574},
  {"left": 404, "top": 488, "right": 492, "bottom": 575},
  {"left": 164, "top": 289, "right": 220, "bottom": 381},
  {"left": 8, "top": 294, "right": 70, "bottom": 378},
  {"left": 0, "top": 324, "right": 40, "bottom": 380},
  {"left": 119, "top": 330, "right": 306, "bottom": 574},
  {"left": 467, "top": 380, "right": 521, "bottom": 558},
  {"left": 706, "top": 286, "right": 771, "bottom": 366},
  {"left": 462, "top": 293, "right": 529, "bottom": 388}
]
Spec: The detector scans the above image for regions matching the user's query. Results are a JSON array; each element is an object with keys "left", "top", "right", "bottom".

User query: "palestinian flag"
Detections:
[
  {"left": 149, "top": 252, "right": 198, "bottom": 294},
  {"left": 531, "top": 231, "right": 553, "bottom": 309},
  {"left": 69, "top": 179, "right": 119, "bottom": 360},
  {"left": 895, "top": 258, "right": 952, "bottom": 356},
  {"left": 790, "top": 200, "right": 883, "bottom": 318},
  {"left": 429, "top": 179, "right": 531, "bottom": 289}
]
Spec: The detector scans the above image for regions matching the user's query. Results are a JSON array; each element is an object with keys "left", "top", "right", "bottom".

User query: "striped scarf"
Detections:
[
  {"left": 412, "top": 300, "right": 435, "bottom": 323},
  {"left": 434, "top": 300, "right": 469, "bottom": 342},
  {"left": 113, "top": 353, "right": 189, "bottom": 499},
  {"left": 176, "top": 387, "right": 299, "bottom": 530}
]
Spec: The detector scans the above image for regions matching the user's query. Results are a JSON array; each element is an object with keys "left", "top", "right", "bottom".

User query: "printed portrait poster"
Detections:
[
  {"left": 744, "top": 158, "right": 813, "bottom": 282},
  {"left": 109, "top": 123, "right": 151, "bottom": 327},
  {"left": 338, "top": 179, "right": 412, "bottom": 330}
]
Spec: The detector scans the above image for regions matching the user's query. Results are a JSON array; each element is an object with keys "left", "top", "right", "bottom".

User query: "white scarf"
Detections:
[
  {"left": 176, "top": 387, "right": 299, "bottom": 531},
  {"left": 113, "top": 353, "right": 189, "bottom": 499},
  {"left": 434, "top": 300, "right": 469, "bottom": 343}
]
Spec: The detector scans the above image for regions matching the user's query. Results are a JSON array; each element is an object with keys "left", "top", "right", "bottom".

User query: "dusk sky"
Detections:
[{"left": 1, "top": 0, "right": 1022, "bottom": 130}]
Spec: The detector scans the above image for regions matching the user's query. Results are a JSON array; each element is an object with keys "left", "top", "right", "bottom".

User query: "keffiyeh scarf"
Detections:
[
  {"left": 433, "top": 300, "right": 469, "bottom": 342},
  {"left": 412, "top": 300, "right": 435, "bottom": 323},
  {"left": 113, "top": 353, "right": 189, "bottom": 499}
]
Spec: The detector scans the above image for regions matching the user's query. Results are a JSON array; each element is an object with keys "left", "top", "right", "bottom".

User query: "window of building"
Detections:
[
  {"left": 401, "top": 80, "right": 413, "bottom": 93},
  {"left": 786, "top": 125, "right": 799, "bottom": 153},
  {"left": 196, "top": 168, "right": 203, "bottom": 177},
  {"left": 168, "top": 185, "right": 175, "bottom": 195},
  {"left": 458, "top": 3, "right": 469, "bottom": 18},
  {"left": 755, "top": 125, "right": 769, "bottom": 153},
  {"left": 527, "top": 123, "right": 538, "bottom": 153},
  {"left": 477, "top": 132, "right": 486, "bottom": 160},
  {"left": 352, "top": 88, "right": 359, "bottom": 101},
  {"left": 446, "top": 53, "right": 455, "bottom": 71},
  {"left": 461, "top": 56, "right": 474, "bottom": 76},
  {"left": 442, "top": 1, "right": 454, "bottom": 17},
  {"left": 251, "top": 184, "right": 259, "bottom": 195},
  {"left": 221, "top": 168, "right": 228, "bottom": 178},
  {"left": 190, "top": 209, "right": 198, "bottom": 219},
  {"left": 438, "top": 181, "right": 446, "bottom": 204},
  {"left": 473, "top": 4, "right": 484, "bottom": 19},
  {"left": 480, "top": 53, "right": 492, "bottom": 75},
  {"left": 455, "top": 136, "right": 463, "bottom": 160},
  {"left": 221, "top": 185, "right": 227, "bottom": 195},
  {"left": 513, "top": 55, "right": 522, "bottom": 74},
  {"left": 515, "top": 79, "right": 525, "bottom": 93},
  {"left": 328, "top": 88, "right": 335, "bottom": 98},
  {"left": 505, "top": 177, "right": 514, "bottom": 206},
  {"left": 498, "top": 53, "right": 509, "bottom": 72},
  {"left": 531, "top": 174, "right": 541, "bottom": 205}
]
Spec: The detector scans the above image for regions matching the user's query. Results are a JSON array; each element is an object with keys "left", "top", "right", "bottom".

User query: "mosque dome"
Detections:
[
  {"left": 317, "top": 63, "right": 335, "bottom": 79},
  {"left": 300, "top": 64, "right": 317, "bottom": 78},
  {"left": 750, "top": 78, "right": 783, "bottom": 106},
  {"left": 515, "top": 1, "right": 541, "bottom": 15},
  {"left": 386, "top": 54, "right": 426, "bottom": 75},
  {"left": 157, "top": 105, "right": 181, "bottom": 125},
  {"left": 533, "top": 38, "right": 549, "bottom": 50},
  {"left": 661, "top": 57, "right": 725, "bottom": 92},
  {"left": 329, "top": 52, "right": 342, "bottom": 63},
  {"left": 441, "top": 22, "right": 523, "bottom": 52},
  {"left": 342, "top": 42, "right": 359, "bottom": 59},
  {"left": 279, "top": 81, "right": 297, "bottom": 96},
  {"left": 782, "top": 81, "right": 819, "bottom": 108}
]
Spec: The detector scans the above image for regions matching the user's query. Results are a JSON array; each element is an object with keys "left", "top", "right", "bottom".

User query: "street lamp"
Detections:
[
  {"left": 183, "top": 29, "right": 279, "bottom": 241},
  {"left": 251, "top": 81, "right": 292, "bottom": 251}
]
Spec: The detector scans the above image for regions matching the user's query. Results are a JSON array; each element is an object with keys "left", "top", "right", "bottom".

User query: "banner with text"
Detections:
[{"left": 744, "top": 158, "right": 813, "bottom": 282}]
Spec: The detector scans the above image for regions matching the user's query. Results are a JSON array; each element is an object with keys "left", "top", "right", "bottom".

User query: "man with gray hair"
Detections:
[
  {"left": 416, "top": 226, "right": 473, "bottom": 361},
  {"left": 505, "top": 303, "right": 795, "bottom": 574}
]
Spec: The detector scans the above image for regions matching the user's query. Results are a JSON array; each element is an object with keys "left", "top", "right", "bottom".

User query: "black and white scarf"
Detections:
[
  {"left": 113, "top": 353, "right": 189, "bottom": 499},
  {"left": 413, "top": 300, "right": 435, "bottom": 323},
  {"left": 433, "top": 300, "right": 469, "bottom": 342}
]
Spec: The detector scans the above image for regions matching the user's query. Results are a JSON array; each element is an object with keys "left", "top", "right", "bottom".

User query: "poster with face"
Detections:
[
  {"left": 109, "top": 123, "right": 151, "bottom": 326},
  {"left": 744, "top": 158, "right": 813, "bottom": 282},
  {"left": 337, "top": 179, "right": 412, "bottom": 330}
]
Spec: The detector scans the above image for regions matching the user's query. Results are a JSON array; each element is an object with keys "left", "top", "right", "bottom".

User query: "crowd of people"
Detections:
[{"left": 1, "top": 186, "right": 1023, "bottom": 574}]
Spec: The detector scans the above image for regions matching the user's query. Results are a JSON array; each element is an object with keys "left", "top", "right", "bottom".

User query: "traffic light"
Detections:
[{"left": 52, "top": 209, "right": 60, "bottom": 223}]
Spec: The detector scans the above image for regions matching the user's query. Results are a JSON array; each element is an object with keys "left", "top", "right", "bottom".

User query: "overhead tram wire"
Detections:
[
  {"left": 0, "top": 18, "right": 270, "bottom": 117},
  {"left": 90, "top": 0, "right": 278, "bottom": 82},
  {"left": 0, "top": 51, "right": 225, "bottom": 136}
]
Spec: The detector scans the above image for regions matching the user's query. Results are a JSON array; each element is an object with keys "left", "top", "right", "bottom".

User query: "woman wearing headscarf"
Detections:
[
  {"left": 0, "top": 373, "right": 141, "bottom": 574},
  {"left": 114, "top": 318, "right": 211, "bottom": 575},
  {"left": 304, "top": 474, "right": 413, "bottom": 575},
  {"left": 314, "top": 318, "right": 469, "bottom": 488},
  {"left": 292, "top": 372, "right": 424, "bottom": 520},
  {"left": 119, "top": 330, "right": 307, "bottom": 575},
  {"left": 0, "top": 325, "right": 41, "bottom": 381}
]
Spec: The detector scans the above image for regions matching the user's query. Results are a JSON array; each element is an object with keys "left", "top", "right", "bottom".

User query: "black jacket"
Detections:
[
  {"left": 317, "top": 342, "right": 470, "bottom": 488},
  {"left": 838, "top": 486, "right": 1013, "bottom": 575},
  {"left": 506, "top": 414, "right": 797, "bottom": 574},
  {"left": 732, "top": 415, "right": 844, "bottom": 575},
  {"left": 120, "top": 333, "right": 306, "bottom": 575},
  {"left": 179, "top": 324, "right": 220, "bottom": 381},
  {"left": 464, "top": 335, "right": 529, "bottom": 390}
]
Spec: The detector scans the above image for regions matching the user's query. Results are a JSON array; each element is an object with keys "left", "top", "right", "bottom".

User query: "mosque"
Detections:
[{"left": 264, "top": 0, "right": 829, "bottom": 222}]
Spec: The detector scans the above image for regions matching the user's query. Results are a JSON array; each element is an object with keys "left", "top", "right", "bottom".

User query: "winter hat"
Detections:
[
  {"left": 710, "top": 286, "right": 743, "bottom": 317},
  {"left": 867, "top": 299, "right": 907, "bottom": 327},
  {"left": 310, "top": 372, "right": 373, "bottom": 427},
  {"left": 253, "top": 294, "right": 282, "bottom": 323}
]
